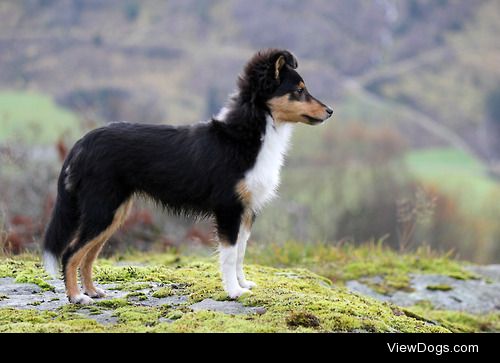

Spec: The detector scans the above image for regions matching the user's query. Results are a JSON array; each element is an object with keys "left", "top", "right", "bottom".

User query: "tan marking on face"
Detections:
[
  {"left": 298, "top": 81, "right": 305, "bottom": 89},
  {"left": 268, "top": 94, "right": 328, "bottom": 124},
  {"left": 235, "top": 180, "right": 252, "bottom": 206},
  {"left": 66, "top": 199, "right": 133, "bottom": 300}
]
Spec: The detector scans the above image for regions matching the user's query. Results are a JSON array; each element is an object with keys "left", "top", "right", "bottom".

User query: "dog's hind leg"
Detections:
[
  {"left": 62, "top": 195, "right": 128, "bottom": 304},
  {"left": 79, "top": 237, "right": 108, "bottom": 298},
  {"left": 62, "top": 239, "right": 97, "bottom": 304},
  {"left": 216, "top": 206, "right": 251, "bottom": 299},
  {"left": 80, "top": 199, "right": 133, "bottom": 298}
]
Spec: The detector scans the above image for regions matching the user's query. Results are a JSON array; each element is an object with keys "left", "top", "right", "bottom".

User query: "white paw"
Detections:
[
  {"left": 227, "top": 287, "right": 252, "bottom": 299},
  {"left": 69, "top": 293, "right": 94, "bottom": 305},
  {"left": 84, "top": 287, "right": 106, "bottom": 298},
  {"left": 239, "top": 280, "right": 257, "bottom": 289}
]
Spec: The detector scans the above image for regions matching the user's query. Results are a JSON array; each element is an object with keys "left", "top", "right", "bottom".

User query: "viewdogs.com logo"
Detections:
[{"left": 387, "top": 343, "right": 479, "bottom": 355}]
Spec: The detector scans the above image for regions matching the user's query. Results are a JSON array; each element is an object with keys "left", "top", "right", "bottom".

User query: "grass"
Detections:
[
  {"left": 245, "top": 240, "right": 477, "bottom": 291},
  {"left": 0, "top": 91, "right": 81, "bottom": 145}
]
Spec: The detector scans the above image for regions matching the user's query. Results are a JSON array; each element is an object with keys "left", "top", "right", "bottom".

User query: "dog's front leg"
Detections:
[
  {"left": 219, "top": 244, "right": 250, "bottom": 299},
  {"left": 236, "top": 211, "right": 256, "bottom": 289},
  {"left": 216, "top": 209, "right": 251, "bottom": 299}
]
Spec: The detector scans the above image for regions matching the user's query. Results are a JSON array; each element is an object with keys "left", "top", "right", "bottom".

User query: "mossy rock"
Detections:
[{"left": 0, "top": 254, "right": 450, "bottom": 332}]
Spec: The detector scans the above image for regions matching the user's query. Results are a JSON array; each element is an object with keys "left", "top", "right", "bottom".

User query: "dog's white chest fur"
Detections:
[{"left": 244, "top": 116, "right": 293, "bottom": 212}]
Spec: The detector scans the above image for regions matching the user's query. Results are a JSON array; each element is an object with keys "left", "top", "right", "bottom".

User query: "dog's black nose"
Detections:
[{"left": 326, "top": 107, "right": 333, "bottom": 116}]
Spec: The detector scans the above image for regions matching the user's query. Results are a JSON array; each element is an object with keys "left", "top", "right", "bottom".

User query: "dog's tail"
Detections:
[{"left": 43, "top": 151, "right": 81, "bottom": 277}]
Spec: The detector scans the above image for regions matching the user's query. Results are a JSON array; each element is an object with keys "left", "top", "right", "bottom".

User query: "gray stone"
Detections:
[
  {"left": 0, "top": 277, "right": 194, "bottom": 325},
  {"left": 190, "top": 298, "right": 265, "bottom": 315},
  {"left": 346, "top": 272, "right": 500, "bottom": 314},
  {"left": 467, "top": 265, "right": 500, "bottom": 282},
  {"left": 0, "top": 277, "right": 16, "bottom": 285},
  {"left": 0, "top": 280, "right": 43, "bottom": 295},
  {"left": 140, "top": 295, "right": 188, "bottom": 307},
  {"left": 80, "top": 309, "right": 119, "bottom": 325}
]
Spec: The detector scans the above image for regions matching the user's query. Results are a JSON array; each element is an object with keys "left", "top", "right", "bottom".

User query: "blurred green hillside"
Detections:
[
  {"left": 1, "top": 0, "right": 500, "bottom": 263},
  {"left": 0, "top": 91, "right": 81, "bottom": 145}
]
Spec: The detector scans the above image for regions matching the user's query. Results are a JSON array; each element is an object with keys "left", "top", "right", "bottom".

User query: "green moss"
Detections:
[
  {"left": 286, "top": 311, "right": 321, "bottom": 329},
  {"left": 57, "top": 304, "right": 84, "bottom": 314},
  {"left": 426, "top": 284, "right": 453, "bottom": 291},
  {"left": 0, "top": 257, "right": 449, "bottom": 332},
  {"left": 166, "top": 310, "right": 184, "bottom": 320},
  {"left": 126, "top": 291, "right": 148, "bottom": 301},
  {"left": 152, "top": 286, "right": 174, "bottom": 298},
  {"left": 16, "top": 275, "right": 55, "bottom": 292},
  {"left": 86, "top": 306, "right": 104, "bottom": 315},
  {"left": 364, "top": 274, "right": 414, "bottom": 295},
  {"left": 95, "top": 298, "right": 129, "bottom": 309},
  {"left": 405, "top": 306, "right": 500, "bottom": 333},
  {"left": 0, "top": 256, "right": 55, "bottom": 291},
  {"left": 158, "top": 310, "right": 278, "bottom": 333},
  {"left": 113, "top": 306, "right": 160, "bottom": 326},
  {"left": 109, "top": 282, "right": 152, "bottom": 291},
  {"left": 0, "top": 251, "right": 491, "bottom": 332},
  {"left": 111, "top": 250, "right": 186, "bottom": 266},
  {"left": 0, "top": 308, "right": 106, "bottom": 333}
]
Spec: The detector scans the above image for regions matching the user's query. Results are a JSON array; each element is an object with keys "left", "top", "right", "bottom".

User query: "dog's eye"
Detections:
[{"left": 296, "top": 88, "right": 304, "bottom": 95}]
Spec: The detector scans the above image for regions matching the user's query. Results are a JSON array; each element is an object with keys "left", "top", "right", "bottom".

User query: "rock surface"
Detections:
[
  {"left": 0, "top": 277, "right": 263, "bottom": 324},
  {"left": 1, "top": 257, "right": 498, "bottom": 332},
  {"left": 346, "top": 265, "right": 500, "bottom": 314},
  {"left": 3, "top": 266, "right": 500, "bottom": 322},
  {"left": 190, "top": 298, "right": 266, "bottom": 315}
]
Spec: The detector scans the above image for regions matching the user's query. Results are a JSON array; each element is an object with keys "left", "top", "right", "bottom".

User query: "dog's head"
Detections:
[{"left": 239, "top": 48, "right": 333, "bottom": 125}]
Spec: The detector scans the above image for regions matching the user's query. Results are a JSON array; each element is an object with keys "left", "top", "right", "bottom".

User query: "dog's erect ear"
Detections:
[
  {"left": 275, "top": 56, "right": 286, "bottom": 79},
  {"left": 274, "top": 51, "right": 298, "bottom": 79}
]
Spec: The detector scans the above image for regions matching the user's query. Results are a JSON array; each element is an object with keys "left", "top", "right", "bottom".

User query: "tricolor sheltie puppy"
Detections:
[{"left": 43, "top": 49, "right": 333, "bottom": 304}]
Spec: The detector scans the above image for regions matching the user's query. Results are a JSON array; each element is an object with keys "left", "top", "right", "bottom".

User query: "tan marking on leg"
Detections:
[
  {"left": 235, "top": 180, "right": 252, "bottom": 206},
  {"left": 80, "top": 238, "right": 107, "bottom": 297},
  {"left": 65, "top": 239, "right": 96, "bottom": 300},
  {"left": 242, "top": 209, "right": 254, "bottom": 230},
  {"left": 80, "top": 199, "right": 133, "bottom": 297},
  {"left": 217, "top": 234, "right": 232, "bottom": 247}
]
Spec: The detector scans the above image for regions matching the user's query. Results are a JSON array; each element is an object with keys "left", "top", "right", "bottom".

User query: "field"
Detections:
[
  {"left": 406, "top": 147, "right": 500, "bottom": 210},
  {"left": 0, "top": 91, "right": 81, "bottom": 145}
]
